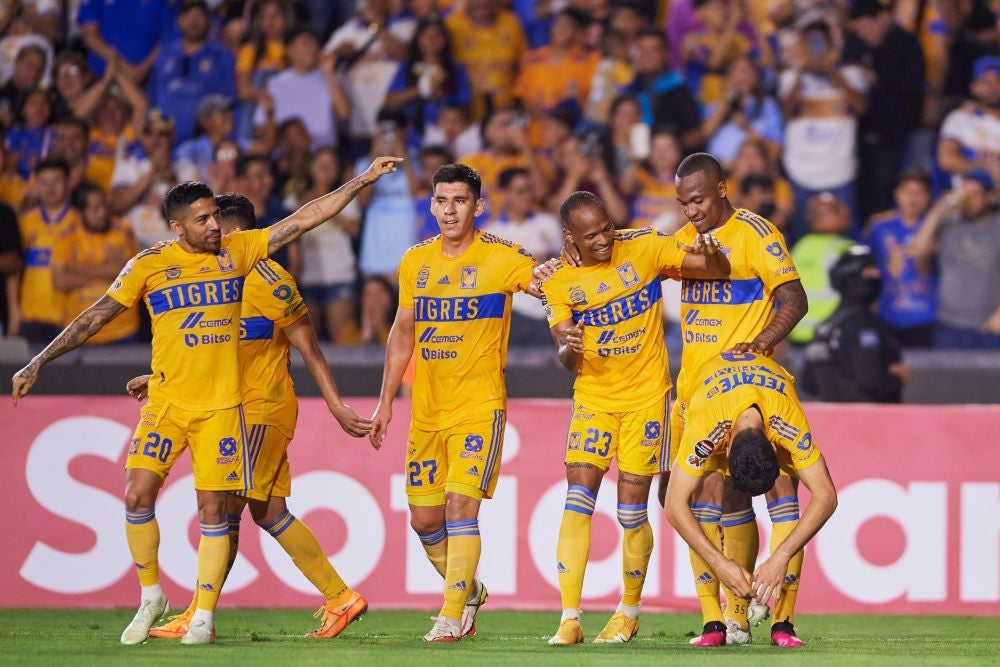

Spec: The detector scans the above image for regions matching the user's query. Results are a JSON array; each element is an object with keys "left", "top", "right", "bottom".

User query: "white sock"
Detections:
[
  {"left": 561, "top": 608, "right": 580, "bottom": 623},
  {"left": 191, "top": 609, "right": 214, "bottom": 627},
  {"left": 140, "top": 584, "right": 163, "bottom": 602},
  {"left": 617, "top": 602, "right": 640, "bottom": 619}
]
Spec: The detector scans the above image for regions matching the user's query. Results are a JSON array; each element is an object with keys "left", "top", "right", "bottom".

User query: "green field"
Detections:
[{"left": 0, "top": 609, "right": 995, "bottom": 666}]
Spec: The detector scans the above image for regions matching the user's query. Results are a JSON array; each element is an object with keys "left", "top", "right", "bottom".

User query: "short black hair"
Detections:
[
  {"left": 559, "top": 190, "right": 606, "bottom": 228},
  {"left": 636, "top": 26, "right": 668, "bottom": 44},
  {"left": 33, "top": 157, "right": 70, "bottom": 178},
  {"left": 216, "top": 192, "right": 257, "bottom": 230},
  {"left": 676, "top": 152, "right": 725, "bottom": 183},
  {"left": 376, "top": 105, "right": 409, "bottom": 129},
  {"left": 432, "top": 163, "right": 482, "bottom": 200},
  {"left": 557, "top": 7, "right": 591, "bottom": 29},
  {"left": 71, "top": 181, "right": 103, "bottom": 211},
  {"left": 802, "top": 20, "right": 833, "bottom": 40},
  {"left": 162, "top": 181, "right": 215, "bottom": 221},
  {"left": 741, "top": 173, "right": 775, "bottom": 195},
  {"left": 285, "top": 25, "right": 319, "bottom": 46},
  {"left": 729, "top": 429, "right": 780, "bottom": 495},
  {"left": 56, "top": 116, "right": 89, "bottom": 135},
  {"left": 499, "top": 166, "right": 529, "bottom": 190},
  {"left": 895, "top": 168, "right": 931, "bottom": 191}
]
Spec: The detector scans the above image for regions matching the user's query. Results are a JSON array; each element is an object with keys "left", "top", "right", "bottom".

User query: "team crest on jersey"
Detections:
[
  {"left": 616, "top": 262, "right": 639, "bottom": 288},
  {"left": 569, "top": 285, "right": 587, "bottom": 305},
  {"left": 165, "top": 266, "right": 181, "bottom": 280},
  {"left": 461, "top": 266, "right": 478, "bottom": 289},
  {"left": 416, "top": 265, "right": 430, "bottom": 289},
  {"left": 216, "top": 249, "right": 234, "bottom": 272},
  {"left": 567, "top": 432, "right": 581, "bottom": 451}
]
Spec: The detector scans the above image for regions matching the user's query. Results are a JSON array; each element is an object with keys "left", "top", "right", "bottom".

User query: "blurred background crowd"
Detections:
[{"left": 0, "top": 0, "right": 998, "bottom": 358}]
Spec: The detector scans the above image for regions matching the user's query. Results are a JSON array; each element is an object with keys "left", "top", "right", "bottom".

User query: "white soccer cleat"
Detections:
[
  {"left": 119, "top": 595, "right": 169, "bottom": 645},
  {"left": 725, "top": 618, "right": 751, "bottom": 645},
  {"left": 460, "top": 580, "right": 488, "bottom": 637},
  {"left": 180, "top": 617, "right": 216, "bottom": 645},
  {"left": 423, "top": 616, "right": 461, "bottom": 642},
  {"left": 748, "top": 602, "right": 771, "bottom": 627}
]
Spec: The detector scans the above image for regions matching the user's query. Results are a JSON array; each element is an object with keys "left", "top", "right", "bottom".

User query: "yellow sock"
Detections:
[
  {"left": 722, "top": 508, "right": 758, "bottom": 628},
  {"left": 186, "top": 512, "right": 242, "bottom": 614},
  {"left": 768, "top": 497, "right": 803, "bottom": 625},
  {"left": 418, "top": 526, "right": 448, "bottom": 577},
  {"left": 439, "top": 519, "right": 481, "bottom": 620},
  {"left": 195, "top": 520, "right": 230, "bottom": 612},
  {"left": 690, "top": 503, "right": 724, "bottom": 626},
  {"left": 264, "top": 510, "right": 352, "bottom": 605},
  {"left": 618, "top": 503, "right": 652, "bottom": 607},
  {"left": 557, "top": 485, "right": 596, "bottom": 613},
  {"left": 125, "top": 508, "right": 160, "bottom": 587}
]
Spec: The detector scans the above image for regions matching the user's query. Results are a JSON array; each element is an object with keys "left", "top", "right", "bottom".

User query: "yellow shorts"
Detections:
[
  {"left": 126, "top": 400, "right": 251, "bottom": 494},
  {"left": 565, "top": 394, "right": 670, "bottom": 476},
  {"left": 244, "top": 423, "right": 292, "bottom": 501},
  {"left": 406, "top": 409, "right": 506, "bottom": 506}
]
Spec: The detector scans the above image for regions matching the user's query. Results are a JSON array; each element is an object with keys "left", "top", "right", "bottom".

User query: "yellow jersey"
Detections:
[
  {"left": 668, "top": 208, "right": 799, "bottom": 402},
  {"left": 445, "top": 9, "right": 527, "bottom": 118},
  {"left": 459, "top": 151, "right": 530, "bottom": 216},
  {"left": 398, "top": 231, "right": 535, "bottom": 430},
  {"left": 51, "top": 219, "right": 139, "bottom": 343},
  {"left": 107, "top": 229, "right": 269, "bottom": 412},
  {"left": 514, "top": 45, "right": 598, "bottom": 110},
  {"left": 19, "top": 204, "right": 80, "bottom": 325},
  {"left": 542, "top": 228, "right": 688, "bottom": 413},
  {"left": 676, "top": 352, "right": 821, "bottom": 477},
  {"left": 238, "top": 259, "right": 307, "bottom": 438}
]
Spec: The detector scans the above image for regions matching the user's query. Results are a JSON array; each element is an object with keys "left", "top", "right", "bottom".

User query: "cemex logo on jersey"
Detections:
[
  {"left": 596, "top": 327, "right": 645, "bottom": 345},
  {"left": 179, "top": 311, "right": 233, "bottom": 330},
  {"left": 684, "top": 309, "right": 723, "bottom": 327},
  {"left": 419, "top": 327, "right": 464, "bottom": 344}
]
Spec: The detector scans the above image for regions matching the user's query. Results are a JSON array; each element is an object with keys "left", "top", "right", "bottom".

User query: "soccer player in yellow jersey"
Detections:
[
  {"left": 123, "top": 194, "right": 372, "bottom": 640},
  {"left": 370, "top": 163, "right": 537, "bottom": 642},
  {"left": 540, "top": 191, "right": 730, "bottom": 645},
  {"left": 665, "top": 352, "right": 838, "bottom": 648},
  {"left": 663, "top": 153, "right": 808, "bottom": 647},
  {"left": 11, "top": 156, "right": 402, "bottom": 645}
]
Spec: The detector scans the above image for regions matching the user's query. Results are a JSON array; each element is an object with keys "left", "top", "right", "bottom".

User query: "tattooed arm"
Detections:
[
  {"left": 728, "top": 279, "right": 808, "bottom": 355},
  {"left": 267, "top": 156, "right": 403, "bottom": 256},
  {"left": 11, "top": 295, "right": 127, "bottom": 405}
]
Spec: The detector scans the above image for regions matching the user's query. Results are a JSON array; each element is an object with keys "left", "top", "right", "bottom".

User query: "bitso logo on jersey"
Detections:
[
  {"left": 216, "top": 248, "right": 234, "bottom": 272},
  {"left": 184, "top": 333, "right": 199, "bottom": 347}
]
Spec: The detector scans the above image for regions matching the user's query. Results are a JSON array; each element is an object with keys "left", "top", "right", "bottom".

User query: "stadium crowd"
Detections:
[{"left": 0, "top": 0, "right": 998, "bottom": 350}]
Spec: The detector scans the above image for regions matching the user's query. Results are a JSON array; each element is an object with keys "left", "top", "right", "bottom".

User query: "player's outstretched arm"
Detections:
[
  {"left": 369, "top": 305, "right": 416, "bottom": 450},
  {"left": 283, "top": 312, "right": 373, "bottom": 439},
  {"left": 11, "top": 295, "right": 127, "bottom": 406},
  {"left": 551, "top": 318, "right": 585, "bottom": 372},
  {"left": 665, "top": 461, "right": 754, "bottom": 599},
  {"left": 728, "top": 279, "right": 808, "bottom": 355},
  {"left": 267, "top": 156, "right": 403, "bottom": 256},
  {"left": 678, "top": 233, "right": 731, "bottom": 279},
  {"left": 752, "top": 455, "right": 837, "bottom": 604}
]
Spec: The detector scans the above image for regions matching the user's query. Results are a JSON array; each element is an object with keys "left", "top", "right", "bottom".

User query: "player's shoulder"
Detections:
[
  {"left": 250, "top": 258, "right": 293, "bottom": 287},
  {"left": 130, "top": 240, "right": 176, "bottom": 270},
  {"left": 479, "top": 230, "right": 535, "bottom": 260},
  {"left": 733, "top": 208, "right": 780, "bottom": 240},
  {"left": 402, "top": 234, "right": 439, "bottom": 261},
  {"left": 614, "top": 226, "right": 656, "bottom": 242}
]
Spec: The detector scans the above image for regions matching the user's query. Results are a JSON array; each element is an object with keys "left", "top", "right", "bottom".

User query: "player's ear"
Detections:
[
  {"left": 718, "top": 179, "right": 728, "bottom": 199},
  {"left": 474, "top": 197, "right": 485, "bottom": 217}
]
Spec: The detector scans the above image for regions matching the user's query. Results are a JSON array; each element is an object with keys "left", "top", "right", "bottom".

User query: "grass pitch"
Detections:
[{"left": 0, "top": 609, "right": 995, "bottom": 666}]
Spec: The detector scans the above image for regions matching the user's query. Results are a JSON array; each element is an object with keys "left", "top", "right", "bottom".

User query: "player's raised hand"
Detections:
[
  {"left": 561, "top": 319, "right": 586, "bottom": 355},
  {"left": 560, "top": 239, "right": 582, "bottom": 267},
  {"left": 369, "top": 402, "right": 392, "bottom": 450},
  {"left": 126, "top": 374, "right": 152, "bottom": 401},
  {"left": 716, "top": 557, "right": 754, "bottom": 600},
  {"left": 752, "top": 554, "right": 790, "bottom": 605},
  {"left": 684, "top": 232, "right": 722, "bottom": 255},
  {"left": 11, "top": 361, "right": 39, "bottom": 407},
  {"left": 530, "top": 258, "right": 559, "bottom": 293},
  {"left": 364, "top": 156, "right": 404, "bottom": 180},
  {"left": 331, "top": 403, "right": 373, "bottom": 438}
]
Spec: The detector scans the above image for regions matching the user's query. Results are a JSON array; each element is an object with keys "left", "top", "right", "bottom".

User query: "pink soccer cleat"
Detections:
[
  {"left": 771, "top": 622, "right": 805, "bottom": 647},
  {"left": 689, "top": 621, "right": 727, "bottom": 647}
]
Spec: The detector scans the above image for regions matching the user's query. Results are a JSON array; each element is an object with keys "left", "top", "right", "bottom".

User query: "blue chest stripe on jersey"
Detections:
[
  {"left": 148, "top": 277, "right": 245, "bottom": 314},
  {"left": 24, "top": 247, "right": 51, "bottom": 268},
  {"left": 414, "top": 293, "right": 506, "bottom": 322},
  {"left": 240, "top": 316, "right": 274, "bottom": 341},
  {"left": 681, "top": 277, "right": 763, "bottom": 305},
  {"left": 572, "top": 278, "right": 662, "bottom": 327}
]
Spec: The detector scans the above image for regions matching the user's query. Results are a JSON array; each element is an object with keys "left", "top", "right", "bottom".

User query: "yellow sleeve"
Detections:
[
  {"left": 397, "top": 249, "right": 417, "bottom": 309},
  {"left": 106, "top": 255, "right": 147, "bottom": 308},
  {"left": 541, "top": 276, "right": 572, "bottom": 327},
  {"left": 228, "top": 229, "right": 269, "bottom": 272},
  {"left": 744, "top": 213, "right": 800, "bottom": 289},
  {"left": 652, "top": 231, "right": 688, "bottom": 273},
  {"left": 676, "top": 409, "right": 730, "bottom": 477},
  {"left": 502, "top": 245, "right": 536, "bottom": 294},
  {"left": 771, "top": 399, "right": 822, "bottom": 471},
  {"left": 253, "top": 261, "right": 307, "bottom": 329}
]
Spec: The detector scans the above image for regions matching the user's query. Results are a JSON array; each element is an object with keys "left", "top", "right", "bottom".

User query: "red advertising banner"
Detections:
[{"left": 1, "top": 397, "right": 997, "bottom": 615}]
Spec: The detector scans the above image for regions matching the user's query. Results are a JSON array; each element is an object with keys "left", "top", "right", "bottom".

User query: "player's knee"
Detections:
[
  {"left": 197, "top": 491, "right": 228, "bottom": 524},
  {"left": 123, "top": 474, "right": 161, "bottom": 511},
  {"left": 410, "top": 513, "right": 443, "bottom": 535},
  {"left": 250, "top": 497, "right": 286, "bottom": 527}
]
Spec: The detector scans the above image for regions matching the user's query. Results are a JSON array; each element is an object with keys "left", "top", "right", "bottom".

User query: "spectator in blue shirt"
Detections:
[
  {"left": 147, "top": 0, "right": 236, "bottom": 146},
  {"left": 865, "top": 170, "right": 938, "bottom": 347},
  {"left": 77, "top": 0, "right": 168, "bottom": 82}
]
